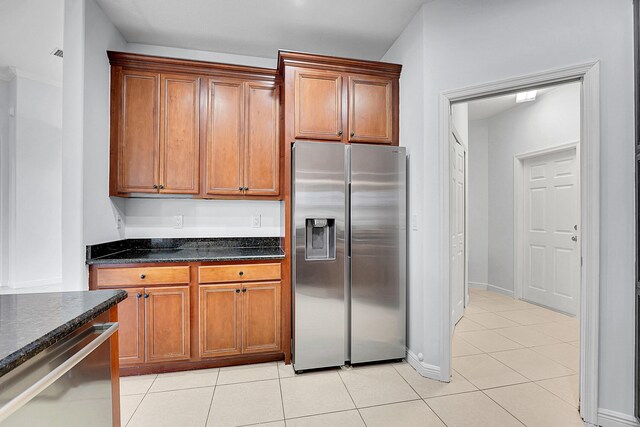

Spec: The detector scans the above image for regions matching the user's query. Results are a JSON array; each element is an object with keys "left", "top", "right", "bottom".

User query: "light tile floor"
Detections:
[{"left": 120, "top": 288, "right": 582, "bottom": 426}]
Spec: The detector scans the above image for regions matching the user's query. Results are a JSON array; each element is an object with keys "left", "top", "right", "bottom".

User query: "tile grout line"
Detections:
[
  {"left": 203, "top": 369, "right": 220, "bottom": 427},
  {"left": 390, "top": 362, "right": 451, "bottom": 427},
  {"left": 336, "top": 367, "right": 368, "bottom": 426},
  {"left": 276, "top": 365, "right": 286, "bottom": 424},
  {"left": 124, "top": 374, "right": 158, "bottom": 427}
]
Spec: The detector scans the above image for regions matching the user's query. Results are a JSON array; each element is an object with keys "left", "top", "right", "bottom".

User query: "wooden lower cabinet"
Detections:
[
  {"left": 199, "top": 281, "right": 282, "bottom": 358},
  {"left": 243, "top": 282, "right": 281, "bottom": 353},
  {"left": 93, "top": 261, "right": 286, "bottom": 372},
  {"left": 116, "top": 285, "right": 190, "bottom": 366},
  {"left": 117, "top": 288, "right": 145, "bottom": 365},
  {"left": 145, "top": 286, "right": 190, "bottom": 362},
  {"left": 199, "top": 284, "right": 242, "bottom": 357}
]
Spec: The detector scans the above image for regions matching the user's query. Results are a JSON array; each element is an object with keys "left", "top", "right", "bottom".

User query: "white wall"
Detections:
[
  {"left": 126, "top": 43, "right": 275, "bottom": 69},
  {"left": 385, "top": 0, "right": 635, "bottom": 419},
  {"left": 82, "top": 0, "right": 127, "bottom": 246},
  {"left": 62, "top": 0, "right": 285, "bottom": 292},
  {"left": 124, "top": 199, "right": 280, "bottom": 238},
  {"left": 0, "top": 74, "right": 62, "bottom": 289},
  {"left": 14, "top": 76, "right": 62, "bottom": 287},
  {"left": 381, "top": 9, "right": 426, "bottom": 363},
  {"left": 0, "top": 78, "right": 9, "bottom": 287},
  {"left": 0, "top": 78, "right": 11, "bottom": 285},
  {"left": 467, "top": 119, "right": 488, "bottom": 286},
  {"left": 489, "top": 84, "right": 580, "bottom": 293}
]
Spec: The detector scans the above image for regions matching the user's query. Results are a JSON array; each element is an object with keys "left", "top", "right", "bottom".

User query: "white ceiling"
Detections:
[
  {"left": 467, "top": 87, "right": 553, "bottom": 121},
  {"left": 95, "top": 0, "right": 428, "bottom": 60},
  {"left": 0, "top": 0, "right": 64, "bottom": 85}
]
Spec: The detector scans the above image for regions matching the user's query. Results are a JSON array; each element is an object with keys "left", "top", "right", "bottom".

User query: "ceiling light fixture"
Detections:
[{"left": 515, "top": 90, "right": 537, "bottom": 103}]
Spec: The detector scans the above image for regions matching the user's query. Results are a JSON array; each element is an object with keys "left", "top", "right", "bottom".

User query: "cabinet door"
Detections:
[
  {"left": 117, "top": 70, "right": 160, "bottom": 193},
  {"left": 199, "top": 284, "right": 242, "bottom": 357},
  {"left": 117, "top": 288, "right": 145, "bottom": 365},
  {"left": 159, "top": 74, "right": 200, "bottom": 194},
  {"left": 205, "top": 79, "right": 244, "bottom": 196},
  {"left": 145, "top": 286, "right": 190, "bottom": 363},
  {"left": 244, "top": 82, "right": 280, "bottom": 196},
  {"left": 348, "top": 75, "right": 393, "bottom": 144},
  {"left": 242, "top": 282, "right": 281, "bottom": 354},
  {"left": 294, "top": 69, "right": 343, "bottom": 141}
]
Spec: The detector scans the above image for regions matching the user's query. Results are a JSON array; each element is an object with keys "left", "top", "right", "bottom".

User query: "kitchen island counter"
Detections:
[{"left": 0, "top": 290, "right": 126, "bottom": 378}]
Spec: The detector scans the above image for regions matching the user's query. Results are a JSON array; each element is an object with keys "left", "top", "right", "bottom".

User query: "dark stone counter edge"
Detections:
[
  {"left": 86, "top": 251, "right": 286, "bottom": 265},
  {"left": 0, "top": 290, "right": 127, "bottom": 378}
]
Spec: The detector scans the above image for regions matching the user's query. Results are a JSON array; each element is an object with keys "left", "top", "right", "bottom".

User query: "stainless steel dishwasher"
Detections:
[{"left": 0, "top": 311, "right": 118, "bottom": 426}]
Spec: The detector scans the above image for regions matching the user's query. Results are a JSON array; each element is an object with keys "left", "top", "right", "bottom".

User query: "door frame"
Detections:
[
  {"left": 513, "top": 141, "right": 581, "bottom": 312},
  {"left": 438, "top": 61, "right": 600, "bottom": 424}
]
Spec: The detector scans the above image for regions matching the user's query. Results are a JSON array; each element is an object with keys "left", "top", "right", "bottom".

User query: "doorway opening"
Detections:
[{"left": 440, "top": 62, "right": 600, "bottom": 425}]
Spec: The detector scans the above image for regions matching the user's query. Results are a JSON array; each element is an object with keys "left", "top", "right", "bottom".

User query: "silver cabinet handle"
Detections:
[
  {"left": 0, "top": 322, "right": 118, "bottom": 423},
  {"left": 571, "top": 236, "right": 578, "bottom": 242}
]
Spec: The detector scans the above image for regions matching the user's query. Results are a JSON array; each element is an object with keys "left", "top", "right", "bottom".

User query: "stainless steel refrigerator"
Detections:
[{"left": 292, "top": 141, "right": 407, "bottom": 372}]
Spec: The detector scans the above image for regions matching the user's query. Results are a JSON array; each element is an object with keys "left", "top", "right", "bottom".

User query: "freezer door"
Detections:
[
  {"left": 350, "top": 144, "right": 407, "bottom": 364},
  {"left": 292, "top": 141, "right": 346, "bottom": 371}
]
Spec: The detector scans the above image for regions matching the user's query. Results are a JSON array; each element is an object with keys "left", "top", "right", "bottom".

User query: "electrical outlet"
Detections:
[
  {"left": 251, "top": 215, "right": 261, "bottom": 228},
  {"left": 174, "top": 215, "right": 183, "bottom": 229},
  {"left": 115, "top": 214, "right": 122, "bottom": 230}
]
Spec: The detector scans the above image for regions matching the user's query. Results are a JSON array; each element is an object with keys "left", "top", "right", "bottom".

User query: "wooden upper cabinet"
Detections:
[
  {"left": 279, "top": 50, "right": 401, "bottom": 146},
  {"left": 117, "top": 70, "right": 160, "bottom": 193},
  {"left": 242, "top": 282, "right": 281, "bottom": 354},
  {"left": 117, "top": 288, "right": 145, "bottom": 365},
  {"left": 145, "top": 286, "right": 190, "bottom": 363},
  {"left": 244, "top": 82, "right": 279, "bottom": 196},
  {"left": 294, "top": 69, "right": 343, "bottom": 141},
  {"left": 348, "top": 75, "right": 393, "bottom": 144},
  {"left": 160, "top": 74, "right": 200, "bottom": 194},
  {"left": 199, "top": 284, "right": 242, "bottom": 358},
  {"left": 205, "top": 79, "right": 244, "bottom": 196}
]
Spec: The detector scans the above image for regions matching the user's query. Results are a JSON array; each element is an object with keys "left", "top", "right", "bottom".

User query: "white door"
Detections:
[
  {"left": 523, "top": 148, "right": 580, "bottom": 315},
  {"left": 451, "top": 134, "right": 466, "bottom": 325}
]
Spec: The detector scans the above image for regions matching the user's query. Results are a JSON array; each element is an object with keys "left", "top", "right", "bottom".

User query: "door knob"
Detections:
[
  {"left": 338, "top": 130, "right": 343, "bottom": 136},
  {"left": 153, "top": 184, "right": 158, "bottom": 189},
  {"left": 571, "top": 236, "right": 578, "bottom": 242},
  {"left": 144, "top": 294, "right": 149, "bottom": 298},
  {"left": 239, "top": 271, "right": 244, "bottom": 276},
  {"left": 140, "top": 274, "right": 146, "bottom": 279},
  {"left": 235, "top": 289, "right": 240, "bottom": 293},
  {"left": 350, "top": 132, "right": 355, "bottom": 137},
  {"left": 159, "top": 184, "right": 164, "bottom": 189},
  {"left": 242, "top": 288, "right": 247, "bottom": 293},
  {"left": 136, "top": 293, "right": 142, "bottom": 299}
]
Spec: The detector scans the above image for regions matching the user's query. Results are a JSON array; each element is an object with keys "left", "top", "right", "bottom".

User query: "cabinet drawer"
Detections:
[
  {"left": 199, "top": 263, "right": 281, "bottom": 284},
  {"left": 96, "top": 266, "right": 190, "bottom": 287}
]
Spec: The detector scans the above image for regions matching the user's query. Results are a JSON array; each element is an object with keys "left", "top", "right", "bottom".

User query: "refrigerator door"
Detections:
[
  {"left": 350, "top": 144, "right": 407, "bottom": 364},
  {"left": 292, "top": 141, "right": 346, "bottom": 371}
]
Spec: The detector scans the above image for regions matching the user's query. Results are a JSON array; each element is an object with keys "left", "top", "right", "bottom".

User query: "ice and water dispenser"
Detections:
[{"left": 305, "top": 218, "right": 336, "bottom": 260}]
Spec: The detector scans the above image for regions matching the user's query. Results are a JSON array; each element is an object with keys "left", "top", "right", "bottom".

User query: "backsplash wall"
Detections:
[{"left": 123, "top": 198, "right": 282, "bottom": 238}]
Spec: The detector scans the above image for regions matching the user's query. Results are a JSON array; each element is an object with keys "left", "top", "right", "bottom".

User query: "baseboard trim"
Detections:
[
  {"left": 468, "top": 282, "right": 514, "bottom": 298},
  {"left": 406, "top": 350, "right": 443, "bottom": 381},
  {"left": 468, "top": 282, "right": 487, "bottom": 290},
  {"left": 598, "top": 409, "right": 640, "bottom": 427},
  {"left": 486, "top": 283, "right": 514, "bottom": 298}
]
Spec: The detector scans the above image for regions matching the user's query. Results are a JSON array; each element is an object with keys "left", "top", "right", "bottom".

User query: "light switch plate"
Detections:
[
  {"left": 252, "top": 215, "right": 261, "bottom": 228},
  {"left": 115, "top": 215, "right": 122, "bottom": 230},
  {"left": 174, "top": 215, "right": 183, "bottom": 229}
]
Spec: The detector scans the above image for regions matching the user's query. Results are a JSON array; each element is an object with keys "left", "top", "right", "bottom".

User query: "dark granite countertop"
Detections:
[
  {"left": 86, "top": 237, "right": 285, "bottom": 265},
  {"left": 0, "top": 290, "right": 127, "bottom": 378}
]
